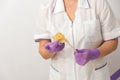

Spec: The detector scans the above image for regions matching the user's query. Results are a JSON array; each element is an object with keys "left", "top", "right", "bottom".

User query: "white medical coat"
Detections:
[{"left": 34, "top": 0, "right": 120, "bottom": 80}]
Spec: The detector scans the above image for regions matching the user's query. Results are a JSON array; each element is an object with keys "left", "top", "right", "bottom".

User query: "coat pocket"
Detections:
[
  {"left": 94, "top": 62, "right": 110, "bottom": 80},
  {"left": 95, "top": 63, "right": 107, "bottom": 71},
  {"left": 49, "top": 65, "right": 60, "bottom": 80}
]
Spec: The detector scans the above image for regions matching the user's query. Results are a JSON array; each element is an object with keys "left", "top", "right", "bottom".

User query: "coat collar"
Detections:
[
  {"left": 53, "top": 0, "right": 90, "bottom": 14},
  {"left": 78, "top": 0, "right": 90, "bottom": 8}
]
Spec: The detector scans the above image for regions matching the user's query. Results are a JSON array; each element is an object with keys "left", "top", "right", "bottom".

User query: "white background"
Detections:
[{"left": 0, "top": 0, "right": 120, "bottom": 80}]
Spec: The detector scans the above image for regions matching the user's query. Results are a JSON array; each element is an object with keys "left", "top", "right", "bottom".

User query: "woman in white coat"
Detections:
[{"left": 34, "top": 0, "right": 120, "bottom": 80}]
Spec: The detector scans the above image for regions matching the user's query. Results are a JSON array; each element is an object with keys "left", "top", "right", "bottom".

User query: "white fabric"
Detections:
[{"left": 34, "top": 0, "right": 120, "bottom": 80}]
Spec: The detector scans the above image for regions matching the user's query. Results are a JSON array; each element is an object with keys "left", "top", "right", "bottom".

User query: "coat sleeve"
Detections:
[
  {"left": 98, "top": 0, "right": 120, "bottom": 41},
  {"left": 34, "top": 4, "right": 51, "bottom": 42}
]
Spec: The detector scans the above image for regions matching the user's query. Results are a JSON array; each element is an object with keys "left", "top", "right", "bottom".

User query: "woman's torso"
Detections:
[{"left": 43, "top": 0, "right": 110, "bottom": 80}]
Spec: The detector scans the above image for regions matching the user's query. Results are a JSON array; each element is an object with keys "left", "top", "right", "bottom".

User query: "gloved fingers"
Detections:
[
  {"left": 75, "top": 56, "right": 88, "bottom": 66},
  {"left": 44, "top": 40, "right": 65, "bottom": 53},
  {"left": 45, "top": 40, "right": 59, "bottom": 49},
  {"left": 55, "top": 43, "right": 65, "bottom": 52},
  {"left": 74, "top": 49, "right": 79, "bottom": 55},
  {"left": 78, "top": 49, "right": 89, "bottom": 53},
  {"left": 74, "top": 49, "right": 90, "bottom": 66},
  {"left": 82, "top": 51, "right": 89, "bottom": 59},
  {"left": 74, "top": 49, "right": 88, "bottom": 53}
]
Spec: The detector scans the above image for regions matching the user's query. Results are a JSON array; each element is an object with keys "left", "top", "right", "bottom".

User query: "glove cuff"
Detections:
[{"left": 90, "top": 48, "right": 100, "bottom": 60}]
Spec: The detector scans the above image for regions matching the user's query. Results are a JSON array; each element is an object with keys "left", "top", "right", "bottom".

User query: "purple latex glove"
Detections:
[
  {"left": 44, "top": 40, "right": 65, "bottom": 53},
  {"left": 74, "top": 48, "right": 100, "bottom": 66}
]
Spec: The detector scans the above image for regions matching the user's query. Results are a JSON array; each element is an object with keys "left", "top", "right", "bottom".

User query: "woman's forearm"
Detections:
[
  {"left": 98, "top": 38, "right": 118, "bottom": 58},
  {"left": 39, "top": 40, "right": 56, "bottom": 59}
]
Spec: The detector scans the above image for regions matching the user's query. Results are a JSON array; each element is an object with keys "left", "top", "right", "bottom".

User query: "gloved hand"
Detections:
[
  {"left": 74, "top": 48, "right": 100, "bottom": 66},
  {"left": 44, "top": 40, "right": 65, "bottom": 53}
]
